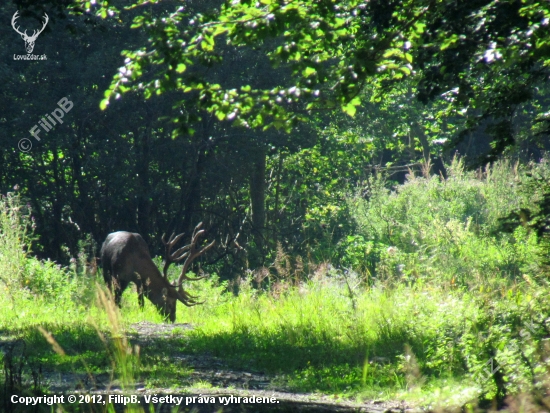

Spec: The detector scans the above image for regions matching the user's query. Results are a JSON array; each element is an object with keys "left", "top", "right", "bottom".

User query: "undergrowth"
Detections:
[{"left": 0, "top": 159, "right": 550, "bottom": 411}]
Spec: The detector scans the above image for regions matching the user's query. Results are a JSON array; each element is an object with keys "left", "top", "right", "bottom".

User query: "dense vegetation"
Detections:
[
  {"left": 2, "top": 159, "right": 550, "bottom": 411},
  {"left": 2, "top": 0, "right": 550, "bottom": 411}
]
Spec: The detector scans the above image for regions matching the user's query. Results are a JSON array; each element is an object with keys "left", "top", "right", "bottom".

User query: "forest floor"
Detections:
[{"left": 33, "top": 322, "right": 418, "bottom": 413}]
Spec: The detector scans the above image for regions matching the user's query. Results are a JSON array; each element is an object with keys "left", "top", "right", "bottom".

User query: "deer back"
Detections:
[{"left": 101, "top": 231, "right": 165, "bottom": 286}]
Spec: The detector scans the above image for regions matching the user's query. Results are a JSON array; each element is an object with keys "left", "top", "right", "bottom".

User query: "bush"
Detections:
[
  {"left": 23, "top": 257, "right": 85, "bottom": 302},
  {"left": 346, "top": 158, "right": 542, "bottom": 286},
  {"left": 0, "top": 192, "right": 92, "bottom": 303},
  {"left": 0, "top": 192, "right": 32, "bottom": 296},
  {"left": 499, "top": 157, "right": 550, "bottom": 267}
]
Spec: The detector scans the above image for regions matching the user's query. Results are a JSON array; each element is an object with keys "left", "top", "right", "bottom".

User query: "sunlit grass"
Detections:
[
  {"left": 176, "top": 276, "right": 479, "bottom": 401},
  {"left": 1, "top": 171, "right": 550, "bottom": 410},
  {"left": 1, "top": 264, "right": 548, "bottom": 409}
]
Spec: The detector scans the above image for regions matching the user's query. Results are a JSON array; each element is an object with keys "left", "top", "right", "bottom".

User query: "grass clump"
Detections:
[{"left": 184, "top": 273, "right": 476, "bottom": 399}]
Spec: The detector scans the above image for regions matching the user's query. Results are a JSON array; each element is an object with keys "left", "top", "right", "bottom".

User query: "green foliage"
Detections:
[
  {"left": 0, "top": 193, "right": 31, "bottom": 295},
  {"left": 499, "top": 158, "right": 550, "bottom": 264},
  {"left": 457, "top": 286, "right": 550, "bottom": 402},
  {"left": 0, "top": 193, "right": 93, "bottom": 304},
  {"left": 181, "top": 272, "right": 550, "bottom": 405},
  {"left": 267, "top": 127, "right": 369, "bottom": 261},
  {"left": 23, "top": 258, "right": 81, "bottom": 302},
  {"left": 335, "top": 235, "right": 381, "bottom": 276},
  {"left": 8, "top": 0, "right": 550, "bottom": 277},
  {"left": 348, "top": 159, "right": 542, "bottom": 285},
  {"left": 74, "top": 0, "right": 550, "bottom": 161}
]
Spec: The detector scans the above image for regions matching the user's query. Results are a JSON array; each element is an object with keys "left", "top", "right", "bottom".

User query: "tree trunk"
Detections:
[
  {"left": 136, "top": 124, "right": 152, "bottom": 241},
  {"left": 250, "top": 148, "right": 266, "bottom": 261},
  {"left": 51, "top": 149, "right": 63, "bottom": 260}
]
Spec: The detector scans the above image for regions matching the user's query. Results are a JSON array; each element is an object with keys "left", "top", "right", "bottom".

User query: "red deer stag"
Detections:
[{"left": 100, "top": 223, "right": 215, "bottom": 322}]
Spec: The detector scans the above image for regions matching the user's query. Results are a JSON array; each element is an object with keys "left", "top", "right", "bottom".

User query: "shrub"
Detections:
[
  {"left": 346, "top": 158, "right": 542, "bottom": 286},
  {"left": 0, "top": 192, "right": 92, "bottom": 303},
  {"left": 0, "top": 192, "right": 32, "bottom": 297}
]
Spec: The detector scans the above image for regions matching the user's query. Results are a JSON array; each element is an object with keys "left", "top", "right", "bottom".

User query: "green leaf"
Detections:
[
  {"left": 441, "top": 34, "right": 459, "bottom": 50},
  {"left": 414, "top": 22, "right": 426, "bottom": 34},
  {"left": 176, "top": 63, "right": 187, "bottom": 73},
  {"left": 302, "top": 67, "right": 316, "bottom": 77},
  {"left": 399, "top": 66, "right": 411, "bottom": 75},
  {"left": 342, "top": 102, "right": 357, "bottom": 117},
  {"left": 383, "top": 48, "right": 403, "bottom": 58}
]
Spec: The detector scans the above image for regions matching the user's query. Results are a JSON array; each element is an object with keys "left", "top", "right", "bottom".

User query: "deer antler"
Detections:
[
  {"left": 161, "top": 223, "right": 215, "bottom": 306},
  {"left": 174, "top": 222, "right": 215, "bottom": 286},
  {"left": 33, "top": 13, "right": 49, "bottom": 39},
  {"left": 161, "top": 232, "right": 188, "bottom": 279},
  {"left": 176, "top": 288, "right": 205, "bottom": 307},
  {"left": 11, "top": 12, "right": 25, "bottom": 37}
]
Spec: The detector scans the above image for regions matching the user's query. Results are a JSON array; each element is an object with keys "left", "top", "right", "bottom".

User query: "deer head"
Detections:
[{"left": 12, "top": 11, "right": 49, "bottom": 54}]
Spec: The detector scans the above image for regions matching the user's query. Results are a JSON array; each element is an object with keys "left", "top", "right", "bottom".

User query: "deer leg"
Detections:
[
  {"left": 113, "top": 279, "right": 128, "bottom": 308},
  {"left": 114, "top": 289, "right": 123, "bottom": 307},
  {"left": 135, "top": 280, "right": 145, "bottom": 308},
  {"left": 102, "top": 266, "right": 113, "bottom": 292},
  {"left": 105, "top": 278, "right": 113, "bottom": 294}
]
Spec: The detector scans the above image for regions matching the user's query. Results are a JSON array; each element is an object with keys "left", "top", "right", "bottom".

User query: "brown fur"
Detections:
[{"left": 100, "top": 231, "right": 181, "bottom": 322}]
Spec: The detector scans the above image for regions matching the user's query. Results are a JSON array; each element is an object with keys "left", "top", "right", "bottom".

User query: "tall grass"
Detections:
[
  {"left": 346, "top": 158, "right": 543, "bottom": 286},
  {"left": 1, "top": 160, "right": 550, "bottom": 411},
  {"left": 0, "top": 193, "right": 30, "bottom": 299},
  {"left": 179, "top": 267, "right": 550, "bottom": 407}
]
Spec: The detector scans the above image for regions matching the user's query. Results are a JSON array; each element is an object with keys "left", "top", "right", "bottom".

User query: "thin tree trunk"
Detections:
[
  {"left": 136, "top": 124, "right": 152, "bottom": 241},
  {"left": 51, "top": 149, "right": 62, "bottom": 260},
  {"left": 250, "top": 148, "right": 266, "bottom": 260}
]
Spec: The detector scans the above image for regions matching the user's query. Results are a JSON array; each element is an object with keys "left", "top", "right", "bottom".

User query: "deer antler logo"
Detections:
[{"left": 12, "top": 11, "right": 49, "bottom": 54}]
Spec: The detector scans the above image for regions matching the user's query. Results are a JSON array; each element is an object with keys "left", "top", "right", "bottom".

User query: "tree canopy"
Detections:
[{"left": 80, "top": 0, "right": 550, "bottom": 162}]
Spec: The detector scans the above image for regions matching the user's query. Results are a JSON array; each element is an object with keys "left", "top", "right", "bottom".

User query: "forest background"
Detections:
[{"left": 2, "top": 0, "right": 550, "bottom": 409}]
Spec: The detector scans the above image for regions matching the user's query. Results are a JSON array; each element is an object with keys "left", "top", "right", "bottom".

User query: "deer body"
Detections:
[
  {"left": 100, "top": 225, "right": 214, "bottom": 322},
  {"left": 101, "top": 231, "right": 179, "bottom": 321}
]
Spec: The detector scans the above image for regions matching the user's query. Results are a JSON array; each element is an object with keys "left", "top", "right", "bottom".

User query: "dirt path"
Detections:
[
  {"left": 121, "top": 322, "right": 415, "bottom": 413},
  {"left": 4, "top": 322, "right": 418, "bottom": 412}
]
